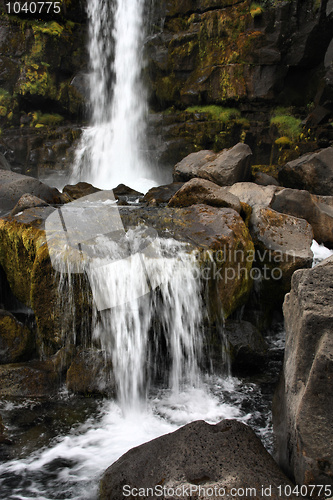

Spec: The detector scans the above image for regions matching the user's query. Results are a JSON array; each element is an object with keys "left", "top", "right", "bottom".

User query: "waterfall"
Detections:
[
  {"left": 89, "top": 231, "right": 204, "bottom": 411},
  {"left": 46, "top": 199, "right": 205, "bottom": 412},
  {"left": 71, "top": 0, "right": 156, "bottom": 191}
]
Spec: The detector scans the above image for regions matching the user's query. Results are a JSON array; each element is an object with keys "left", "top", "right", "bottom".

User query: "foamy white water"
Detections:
[
  {"left": 0, "top": 378, "right": 253, "bottom": 500},
  {"left": 311, "top": 239, "right": 333, "bottom": 266},
  {"left": 71, "top": 0, "right": 156, "bottom": 191}
]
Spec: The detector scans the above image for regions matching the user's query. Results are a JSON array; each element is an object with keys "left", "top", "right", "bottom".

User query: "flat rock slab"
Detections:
[{"left": 100, "top": 419, "right": 297, "bottom": 500}]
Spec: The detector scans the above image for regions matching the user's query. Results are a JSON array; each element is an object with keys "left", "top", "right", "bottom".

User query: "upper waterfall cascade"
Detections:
[{"left": 71, "top": 0, "right": 156, "bottom": 192}]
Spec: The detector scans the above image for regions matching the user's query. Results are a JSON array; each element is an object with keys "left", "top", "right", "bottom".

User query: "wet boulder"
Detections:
[
  {"left": 144, "top": 182, "right": 184, "bottom": 206},
  {"left": 173, "top": 143, "right": 252, "bottom": 186},
  {"left": 119, "top": 204, "right": 254, "bottom": 318},
  {"left": 273, "top": 261, "right": 333, "bottom": 491},
  {"left": 0, "top": 207, "right": 92, "bottom": 356},
  {"left": 100, "top": 419, "right": 297, "bottom": 500},
  {"left": 0, "top": 360, "right": 59, "bottom": 397},
  {"left": 0, "top": 310, "right": 34, "bottom": 363},
  {"left": 224, "top": 320, "right": 268, "bottom": 373},
  {"left": 62, "top": 181, "right": 101, "bottom": 200},
  {"left": 66, "top": 348, "right": 115, "bottom": 397},
  {"left": 278, "top": 147, "right": 333, "bottom": 195},
  {"left": 168, "top": 178, "right": 241, "bottom": 212},
  {"left": 10, "top": 193, "right": 49, "bottom": 216}
]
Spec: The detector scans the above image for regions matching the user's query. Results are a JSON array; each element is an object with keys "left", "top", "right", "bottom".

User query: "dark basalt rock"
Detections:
[
  {"left": 173, "top": 143, "right": 252, "bottom": 186},
  {"left": 278, "top": 147, "right": 333, "bottom": 196},
  {"left": 144, "top": 182, "right": 184, "bottom": 206},
  {"left": 100, "top": 419, "right": 297, "bottom": 500},
  {"left": 273, "top": 259, "right": 333, "bottom": 491}
]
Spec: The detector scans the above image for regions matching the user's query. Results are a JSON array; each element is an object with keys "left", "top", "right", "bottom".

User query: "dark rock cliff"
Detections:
[{"left": 0, "top": 0, "right": 332, "bottom": 177}]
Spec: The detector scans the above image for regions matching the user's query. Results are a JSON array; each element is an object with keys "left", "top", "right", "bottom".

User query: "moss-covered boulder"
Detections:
[{"left": 168, "top": 177, "right": 241, "bottom": 212}]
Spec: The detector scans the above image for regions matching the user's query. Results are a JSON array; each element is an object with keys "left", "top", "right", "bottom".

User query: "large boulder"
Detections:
[
  {"left": 278, "top": 147, "right": 333, "bottom": 195},
  {"left": 249, "top": 207, "right": 313, "bottom": 307},
  {"left": 273, "top": 261, "right": 333, "bottom": 492},
  {"left": 0, "top": 170, "right": 66, "bottom": 215},
  {"left": 0, "top": 310, "right": 34, "bottom": 363},
  {"left": 173, "top": 143, "right": 252, "bottom": 186},
  {"left": 271, "top": 188, "right": 333, "bottom": 246},
  {"left": 10, "top": 193, "right": 49, "bottom": 216},
  {"left": 168, "top": 178, "right": 241, "bottom": 212},
  {"left": 119, "top": 204, "right": 254, "bottom": 318},
  {"left": 62, "top": 181, "right": 101, "bottom": 201},
  {"left": 100, "top": 419, "right": 297, "bottom": 500}
]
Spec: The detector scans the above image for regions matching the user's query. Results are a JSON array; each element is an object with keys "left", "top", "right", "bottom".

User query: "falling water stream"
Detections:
[{"left": 71, "top": 0, "right": 157, "bottom": 192}]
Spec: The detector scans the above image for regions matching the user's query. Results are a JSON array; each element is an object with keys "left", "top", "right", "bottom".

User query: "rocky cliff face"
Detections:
[
  {"left": 0, "top": 0, "right": 87, "bottom": 176},
  {"left": 0, "top": 0, "right": 332, "bottom": 180},
  {"left": 147, "top": 0, "right": 333, "bottom": 167}
]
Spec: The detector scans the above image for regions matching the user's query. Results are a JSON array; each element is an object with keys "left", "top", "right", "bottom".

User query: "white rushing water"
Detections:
[
  {"left": 311, "top": 239, "right": 333, "bottom": 266},
  {"left": 71, "top": 0, "right": 156, "bottom": 192}
]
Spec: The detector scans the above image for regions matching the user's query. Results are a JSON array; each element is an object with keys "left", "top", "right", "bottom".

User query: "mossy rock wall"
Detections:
[
  {"left": 147, "top": 0, "right": 333, "bottom": 166},
  {"left": 0, "top": 208, "right": 92, "bottom": 357}
]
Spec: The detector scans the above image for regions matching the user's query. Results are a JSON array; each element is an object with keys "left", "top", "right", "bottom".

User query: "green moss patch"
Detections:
[{"left": 270, "top": 108, "right": 302, "bottom": 140}]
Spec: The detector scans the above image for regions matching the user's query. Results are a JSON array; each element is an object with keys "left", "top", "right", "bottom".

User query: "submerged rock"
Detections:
[
  {"left": 100, "top": 419, "right": 297, "bottom": 500},
  {"left": 273, "top": 260, "right": 333, "bottom": 491},
  {"left": 168, "top": 178, "right": 241, "bottom": 212}
]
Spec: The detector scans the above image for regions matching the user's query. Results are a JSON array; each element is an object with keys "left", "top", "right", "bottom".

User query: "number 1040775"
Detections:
[{"left": 6, "top": 2, "right": 61, "bottom": 14}]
